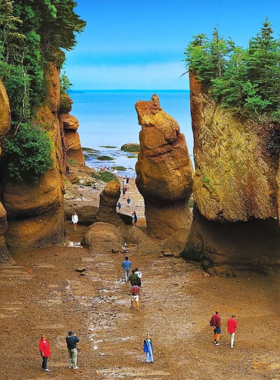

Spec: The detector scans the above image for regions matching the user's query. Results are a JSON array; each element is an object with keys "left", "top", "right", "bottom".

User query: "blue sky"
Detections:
[{"left": 65, "top": 0, "right": 280, "bottom": 90}]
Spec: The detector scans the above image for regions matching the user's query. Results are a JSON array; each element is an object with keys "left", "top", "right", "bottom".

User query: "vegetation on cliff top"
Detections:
[
  {"left": 185, "top": 19, "right": 280, "bottom": 121},
  {"left": 0, "top": 0, "right": 86, "bottom": 181}
]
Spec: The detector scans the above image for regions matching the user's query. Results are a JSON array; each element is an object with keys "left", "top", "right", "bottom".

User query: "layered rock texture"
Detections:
[
  {"left": 62, "top": 107, "right": 85, "bottom": 165},
  {"left": 0, "top": 79, "right": 11, "bottom": 262},
  {"left": 96, "top": 181, "right": 126, "bottom": 233},
  {"left": 2, "top": 63, "right": 65, "bottom": 249},
  {"left": 135, "top": 94, "right": 193, "bottom": 239},
  {"left": 183, "top": 73, "right": 280, "bottom": 275}
]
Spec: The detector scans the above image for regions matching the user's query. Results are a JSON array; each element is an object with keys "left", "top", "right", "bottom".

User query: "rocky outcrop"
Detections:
[
  {"left": 135, "top": 94, "right": 193, "bottom": 239},
  {"left": 183, "top": 72, "right": 280, "bottom": 276},
  {"left": 127, "top": 227, "right": 161, "bottom": 255},
  {"left": 96, "top": 181, "right": 126, "bottom": 233},
  {"left": 2, "top": 63, "right": 65, "bottom": 249},
  {"left": 62, "top": 110, "right": 85, "bottom": 165},
  {"left": 190, "top": 73, "right": 278, "bottom": 222},
  {"left": 0, "top": 79, "right": 10, "bottom": 262},
  {"left": 84, "top": 222, "right": 123, "bottom": 254}
]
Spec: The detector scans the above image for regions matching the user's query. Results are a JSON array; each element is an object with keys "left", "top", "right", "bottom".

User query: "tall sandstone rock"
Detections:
[
  {"left": 135, "top": 94, "right": 193, "bottom": 239},
  {"left": 0, "top": 78, "right": 11, "bottom": 262},
  {"left": 183, "top": 73, "right": 280, "bottom": 276},
  {"left": 2, "top": 63, "right": 65, "bottom": 248}
]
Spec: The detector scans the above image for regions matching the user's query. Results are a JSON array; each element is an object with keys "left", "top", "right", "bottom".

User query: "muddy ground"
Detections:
[{"left": 1, "top": 177, "right": 280, "bottom": 379}]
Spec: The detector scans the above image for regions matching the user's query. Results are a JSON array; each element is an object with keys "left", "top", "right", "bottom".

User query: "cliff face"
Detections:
[
  {"left": 135, "top": 94, "right": 193, "bottom": 239},
  {"left": 183, "top": 73, "right": 280, "bottom": 276},
  {"left": 2, "top": 63, "right": 65, "bottom": 248},
  {"left": 0, "top": 79, "right": 11, "bottom": 262},
  {"left": 190, "top": 73, "right": 278, "bottom": 222}
]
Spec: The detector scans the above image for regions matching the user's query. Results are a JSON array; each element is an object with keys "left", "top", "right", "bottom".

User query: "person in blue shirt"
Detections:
[
  {"left": 143, "top": 334, "right": 153, "bottom": 363},
  {"left": 122, "top": 256, "right": 132, "bottom": 282}
]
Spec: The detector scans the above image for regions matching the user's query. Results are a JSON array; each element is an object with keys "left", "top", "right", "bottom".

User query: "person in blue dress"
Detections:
[{"left": 143, "top": 334, "right": 153, "bottom": 363}]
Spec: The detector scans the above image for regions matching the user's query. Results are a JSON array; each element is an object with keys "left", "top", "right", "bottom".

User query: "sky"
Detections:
[{"left": 65, "top": 0, "right": 280, "bottom": 90}]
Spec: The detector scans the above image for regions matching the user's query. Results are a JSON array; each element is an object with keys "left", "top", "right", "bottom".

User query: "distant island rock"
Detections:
[{"left": 121, "top": 143, "right": 140, "bottom": 152}]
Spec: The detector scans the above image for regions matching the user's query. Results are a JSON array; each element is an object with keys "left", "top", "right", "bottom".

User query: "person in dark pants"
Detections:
[
  {"left": 66, "top": 331, "right": 80, "bottom": 369},
  {"left": 39, "top": 334, "right": 51, "bottom": 372},
  {"left": 210, "top": 311, "right": 221, "bottom": 345}
]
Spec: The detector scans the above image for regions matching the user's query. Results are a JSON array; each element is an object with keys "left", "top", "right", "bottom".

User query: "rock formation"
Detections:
[
  {"left": 2, "top": 63, "right": 65, "bottom": 249},
  {"left": 183, "top": 73, "right": 280, "bottom": 276},
  {"left": 135, "top": 94, "right": 193, "bottom": 239},
  {"left": 62, "top": 109, "right": 85, "bottom": 165},
  {"left": 0, "top": 79, "right": 11, "bottom": 262},
  {"left": 84, "top": 222, "right": 123, "bottom": 254},
  {"left": 96, "top": 181, "right": 126, "bottom": 233}
]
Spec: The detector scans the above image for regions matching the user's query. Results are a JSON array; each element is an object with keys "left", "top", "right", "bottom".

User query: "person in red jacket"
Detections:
[
  {"left": 227, "top": 315, "right": 237, "bottom": 348},
  {"left": 210, "top": 311, "right": 221, "bottom": 346},
  {"left": 39, "top": 334, "right": 51, "bottom": 372}
]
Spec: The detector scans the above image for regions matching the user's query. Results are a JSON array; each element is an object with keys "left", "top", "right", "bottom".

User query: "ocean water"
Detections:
[{"left": 70, "top": 90, "right": 193, "bottom": 177}]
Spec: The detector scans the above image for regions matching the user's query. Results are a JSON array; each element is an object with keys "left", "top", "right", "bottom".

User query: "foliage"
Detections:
[
  {"left": 185, "top": 19, "right": 280, "bottom": 121},
  {"left": 121, "top": 143, "right": 140, "bottom": 152},
  {"left": 97, "top": 155, "right": 114, "bottom": 161},
  {"left": 92, "top": 171, "right": 120, "bottom": 184},
  {"left": 2, "top": 123, "right": 53, "bottom": 181},
  {"left": 59, "top": 92, "right": 72, "bottom": 114},
  {"left": 60, "top": 72, "right": 72, "bottom": 94},
  {"left": 67, "top": 158, "right": 77, "bottom": 166},
  {"left": 0, "top": 0, "right": 85, "bottom": 125}
]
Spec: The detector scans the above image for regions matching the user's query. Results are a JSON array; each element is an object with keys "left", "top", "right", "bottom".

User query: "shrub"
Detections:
[
  {"left": 2, "top": 123, "right": 53, "bottom": 181},
  {"left": 59, "top": 93, "right": 72, "bottom": 114}
]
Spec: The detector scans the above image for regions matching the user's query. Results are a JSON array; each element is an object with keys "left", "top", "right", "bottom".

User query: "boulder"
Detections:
[
  {"left": 65, "top": 131, "right": 85, "bottom": 165},
  {"left": 84, "top": 222, "right": 123, "bottom": 254},
  {"left": 135, "top": 94, "right": 193, "bottom": 239},
  {"left": 127, "top": 227, "right": 161, "bottom": 255}
]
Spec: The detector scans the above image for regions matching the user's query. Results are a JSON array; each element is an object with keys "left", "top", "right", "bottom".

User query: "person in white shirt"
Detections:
[{"left": 72, "top": 211, "right": 78, "bottom": 231}]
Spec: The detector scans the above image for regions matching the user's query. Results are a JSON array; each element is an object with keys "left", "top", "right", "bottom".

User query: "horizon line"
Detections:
[{"left": 69, "top": 89, "right": 190, "bottom": 92}]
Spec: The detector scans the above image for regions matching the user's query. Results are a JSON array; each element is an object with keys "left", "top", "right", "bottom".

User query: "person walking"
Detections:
[
  {"left": 129, "top": 269, "right": 141, "bottom": 287},
  {"left": 72, "top": 211, "right": 78, "bottom": 232},
  {"left": 135, "top": 267, "right": 142, "bottom": 279},
  {"left": 39, "top": 334, "right": 51, "bottom": 372},
  {"left": 210, "top": 311, "right": 221, "bottom": 346},
  {"left": 117, "top": 202, "right": 121, "bottom": 212},
  {"left": 127, "top": 196, "right": 131, "bottom": 206},
  {"left": 122, "top": 256, "right": 132, "bottom": 282},
  {"left": 227, "top": 315, "right": 237, "bottom": 349},
  {"left": 131, "top": 284, "right": 140, "bottom": 310},
  {"left": 131, "top": 211, "right": 137, "bottom": 227},
  {"left": 143, "top": 334, "right": 153, "bottom": 363},
  {"left": 66, "top": 331, "right": 80, "bottom": 369}
]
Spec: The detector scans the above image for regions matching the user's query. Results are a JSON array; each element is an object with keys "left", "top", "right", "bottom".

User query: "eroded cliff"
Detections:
[{"left": 183, "top": 73, "right": 280, "bottom": 276}]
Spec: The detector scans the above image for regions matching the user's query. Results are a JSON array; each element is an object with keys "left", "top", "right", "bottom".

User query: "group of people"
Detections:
[
  {"left": 39, "top": 331, "right": 80, "bottom": 372},
  {"left": 121, "top": 256, "right": 153, "bottom": 363},
  {"left": 210, "top": 311, "right": 237, "bottom": 348}
]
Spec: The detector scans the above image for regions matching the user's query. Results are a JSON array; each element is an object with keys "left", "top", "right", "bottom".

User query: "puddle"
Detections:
[{"left": 65, "top": 241, "right": 83, "bottom": 248}]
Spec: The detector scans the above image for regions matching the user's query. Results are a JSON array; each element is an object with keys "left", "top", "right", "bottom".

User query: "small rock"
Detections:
[{"left": 75, "top": 267, "right": 86, "bottom": 273}]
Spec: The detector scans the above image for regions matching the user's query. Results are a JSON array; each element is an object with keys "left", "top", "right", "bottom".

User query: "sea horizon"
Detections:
[{"left": 70, "top": 89, "right": 193, "bottom": 177}]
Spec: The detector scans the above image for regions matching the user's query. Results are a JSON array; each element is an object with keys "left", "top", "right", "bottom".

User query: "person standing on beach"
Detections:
[
  {"left": 143, "top": 334, "right": 153, "bottom": 363},
  {"left": 72, "top": 211, "right": 78, "bottom": 232},
  {"left": 117, "top": 202, "right": 121, "bottom": 212},
  {"left": 210, "top": 311, "right": 221, "bottom": 346},
  {"left": 127, "top": 196, "right": 131, "bottom": 206},
  {"left": 131, "top": 284, "right": 140, "bottom": 310},
  {"left": 39, "top": 334, "right": 51, "bottom": 372},
  {"left": 122, "top": 256, "right": 132, "bottom": 282},
  {"left": 129, "top": 269, "right": 141, "bottom": 287},
  {"left": 66, "top": 331, "right": 80, "bottom": 369},
  {"left": 227, "top": 315, "right": 237, "bottom": 348},
  {"left": 132, "top": 211, "right": 137, "bottom": 227}
]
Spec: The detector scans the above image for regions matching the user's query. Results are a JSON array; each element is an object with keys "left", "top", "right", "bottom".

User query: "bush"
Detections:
[
  {"left": 2, "top": 123, "right": 53, "bottom": 181},
  {"left": 59, "top": 93, "right": 72, "bottom": 114}
]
